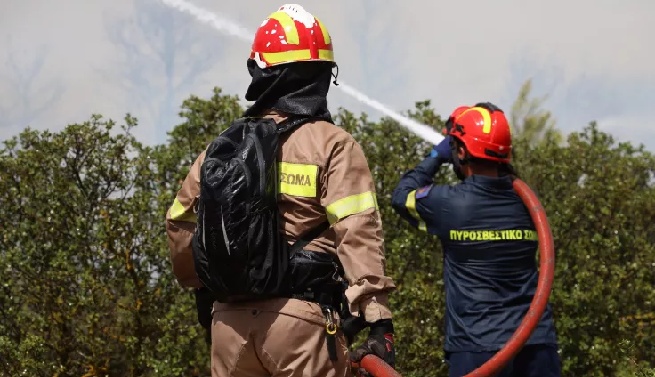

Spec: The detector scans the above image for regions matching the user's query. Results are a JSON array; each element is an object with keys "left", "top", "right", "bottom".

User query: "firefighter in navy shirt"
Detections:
[{"left": 391, "top": 102, "right": 561, "bottom": 377}]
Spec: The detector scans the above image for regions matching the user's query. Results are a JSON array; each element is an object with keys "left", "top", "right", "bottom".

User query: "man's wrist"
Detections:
[
  {"left": 417, "top": 155, "right": 443, "bottom": 175},
  {"left": 358, "top": 294, "right": 393, "bottom": 322}
]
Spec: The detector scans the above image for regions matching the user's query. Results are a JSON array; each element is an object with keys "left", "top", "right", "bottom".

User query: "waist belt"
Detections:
[
  {"left": 219, "top": 249, "right": 347, "bottom": 361},
  {"left": 289, "top": 290, "right": 339, "bottom": 307},
  {"left": 286, "top": 250, "right": 345, "bottom": 303}
]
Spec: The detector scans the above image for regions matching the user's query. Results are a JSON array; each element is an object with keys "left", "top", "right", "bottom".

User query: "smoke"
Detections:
[{"left": 159, "top": 0, "right": 444, "bottom": 144}]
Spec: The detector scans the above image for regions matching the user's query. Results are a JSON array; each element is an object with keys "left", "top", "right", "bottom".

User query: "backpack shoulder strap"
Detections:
[
  {"left": 277, "top": 115, "right": 316, "bottom": 134},
  {"left": 289, "top": 221, "right": 330, "bottom": 254}
]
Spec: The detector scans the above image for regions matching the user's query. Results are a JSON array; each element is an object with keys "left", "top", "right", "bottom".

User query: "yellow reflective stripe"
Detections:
[
  {"left": 169, "top": 197, "right": 197, "bottom": 223},
  {"left": 326, "top": 191, "right": 378, "bottom": 225},
  {"left": 315, "top": 17, "right": 331, "bottom": 44},
  {"left": 269, "top": 11, "right": 300, "bottom": 45},
  {"left": 461, "top": 107, "right": 492, "bottom": 134},
  {"left": 261, "top": 49, "right": 334, "bottom": 65},
  {"left": 279, "top": 162, "right": 318, "bottom": 197},
  {"left": 406, "top": 190, "right": 427, "bottom": 231}
]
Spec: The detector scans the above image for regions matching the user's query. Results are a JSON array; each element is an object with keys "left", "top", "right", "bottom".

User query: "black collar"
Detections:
[{"left": 464, "top": 174, "right": 514, "bottom": 190}]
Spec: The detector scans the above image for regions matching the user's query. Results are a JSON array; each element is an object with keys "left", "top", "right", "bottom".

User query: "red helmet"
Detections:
[
  {"left": 444, "top": 106, "right": 471, "bottom": 132},
  {"left": 250, "top": 4, "right": 335, "bottom": 69},
  {"left": 447, "top": 103, "right": 512, "bottom": 163}
]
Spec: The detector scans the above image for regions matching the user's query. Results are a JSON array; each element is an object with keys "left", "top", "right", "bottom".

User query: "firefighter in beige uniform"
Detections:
[{"left": 166, "top": 4, "right": 397, "bottom": 377}]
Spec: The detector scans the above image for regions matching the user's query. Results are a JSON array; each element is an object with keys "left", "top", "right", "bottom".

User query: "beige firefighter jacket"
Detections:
[{"left": 166, "top": 111, "right": 395, "bottom": 322}]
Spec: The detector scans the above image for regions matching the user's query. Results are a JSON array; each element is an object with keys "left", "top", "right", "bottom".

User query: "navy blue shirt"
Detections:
[{"left": 391, "top": 156, "right": 558, "bottom": 352}]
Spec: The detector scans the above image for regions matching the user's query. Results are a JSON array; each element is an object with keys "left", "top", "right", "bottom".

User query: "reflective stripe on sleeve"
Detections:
[
  {"left": 169, "top": 197, "right": 197, "bottom": 223},
  {"left": 406, "top": 190, "right": 427, "bottom": 231},
  {"left": 325, "top": 191, "right": 378, "bottom": 225}
]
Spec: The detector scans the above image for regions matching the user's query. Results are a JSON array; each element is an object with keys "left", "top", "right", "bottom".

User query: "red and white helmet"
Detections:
[
  {"left": 447, "top": 103, "right": 512, "bottom": 163},
  {"left": 250, "top": 4, "right": 335, "bottom": 69}
]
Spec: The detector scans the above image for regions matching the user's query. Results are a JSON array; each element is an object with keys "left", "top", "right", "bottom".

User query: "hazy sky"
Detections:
[{"left": 1, "top": 0, "right": 654, "bottom": 149}]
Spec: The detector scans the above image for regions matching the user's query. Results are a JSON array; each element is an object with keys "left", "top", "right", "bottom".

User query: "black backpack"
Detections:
[{"left": 192, "top": 115, "right": 328, "bottom": 302}]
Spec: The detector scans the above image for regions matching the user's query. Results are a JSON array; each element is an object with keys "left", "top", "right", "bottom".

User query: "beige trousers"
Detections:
[{"left": 210, "top": 297, "right": 352, "bottom": 377}]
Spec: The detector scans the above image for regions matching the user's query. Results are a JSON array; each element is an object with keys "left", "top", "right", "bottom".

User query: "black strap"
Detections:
[
  {"left": 290, "top": 221, "right": 330, "bottom": 254},
  {"left": 276, "top": 116, "right": 319, "bottom": 134},
  {"left": 277, "top": 113, "right": 336, "bottom": 134},
  {"left": 276, "top": 116, "right": 303, "bottom": 132},
  {"left": 238, "top": 114, "right": 308, "bottom": 134}
]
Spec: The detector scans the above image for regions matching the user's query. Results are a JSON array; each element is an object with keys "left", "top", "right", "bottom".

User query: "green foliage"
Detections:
[
  {"left": 0, "top": 116, "right": 208, "bottom": 376},
  {"left": 512, "top": 124, "right": 655, "bottom": 376},
  {"left": 1, "top": 86, "right": 653, "bottom": 377}
]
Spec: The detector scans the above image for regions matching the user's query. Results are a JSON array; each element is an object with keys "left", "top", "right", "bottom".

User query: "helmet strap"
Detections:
[{"left": 331, "top": 63, "right": 340, "bottom": 86}]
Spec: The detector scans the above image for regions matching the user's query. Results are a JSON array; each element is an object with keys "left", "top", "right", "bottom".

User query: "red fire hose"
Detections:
[
  {"left": 354, "top": 178, "right": 556, "bottom": 377},
  {"left": 356, "top": 355, "right": 403, "bottom": 377}
]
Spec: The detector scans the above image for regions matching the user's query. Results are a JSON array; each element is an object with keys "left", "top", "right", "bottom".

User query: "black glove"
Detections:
[
  {"left": 350, "top": 319, "right": 395, "bottom": 374},
  {"left": 341, "top": 315, "right": 368, "bottom": 346},
  {"left": 194, "top": 287, "right": 214, "bottom": 345}
]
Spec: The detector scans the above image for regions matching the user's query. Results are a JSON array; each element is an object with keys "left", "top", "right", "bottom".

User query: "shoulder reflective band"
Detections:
[
  {"left": 326, "top": 191, "right": 378, "bottom": 225},
  {"left": 405, "top": 190, "right": 427, "bottom": 231},
  {"left": 169, "top": 197, "right": 197, "bottom": 223},
  {"left": 279, "top": 162, "right": 319, "bottom": 198}
]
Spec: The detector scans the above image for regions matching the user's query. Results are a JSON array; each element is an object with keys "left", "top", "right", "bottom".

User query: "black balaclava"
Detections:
[
  {"left": 445, "top": 116, "right": 469, "bottom": 181},
  {"left": 450, "top": 135, "right": 519, "bottom": 180},
  {"left": 450, "top": 137, "right": 469, "bottom": 181},
  {"left": 243, "top": 59, "right": 335, "bottom": 123}
]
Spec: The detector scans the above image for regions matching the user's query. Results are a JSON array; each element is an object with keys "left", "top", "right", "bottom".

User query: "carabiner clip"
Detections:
[{"left": 324, "top": 307, "right": 337, "bottom": 335}]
